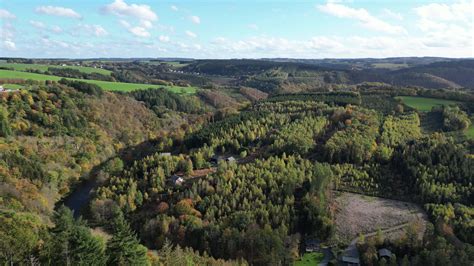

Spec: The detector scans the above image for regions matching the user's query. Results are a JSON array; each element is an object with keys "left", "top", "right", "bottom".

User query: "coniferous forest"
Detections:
[{"left": 1, "top": 57, "right": 473, "bottom": 266}]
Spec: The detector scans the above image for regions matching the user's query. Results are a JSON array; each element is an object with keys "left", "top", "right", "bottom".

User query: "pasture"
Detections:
[
  {"left": 0, "top": 70, "right": 197, "bottom": 93},
  {"left": 396, "top": 96, "right": 459, "bottom": 112},
  {"left": 0, "top": 63, "right": 112, "bottom": 75},
  {"left": 294, "top": 252, "right": 324, "bottom": 266},
  {"left": 2, "top": 84, "right": 24, "bottom": 90},
  {"left": 372, "top": 63, "right": 409, "bottom": 70},
  {"left": 466, "top": 125, "right": 474, "bottom": 139}
]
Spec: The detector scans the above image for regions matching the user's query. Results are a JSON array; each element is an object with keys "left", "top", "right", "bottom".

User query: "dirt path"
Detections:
[{"left": 342, "top": 222, "right": 410, "bottom": 262}]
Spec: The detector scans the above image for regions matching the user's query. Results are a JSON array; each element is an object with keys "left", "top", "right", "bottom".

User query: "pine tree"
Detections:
[
  {"left": 50, "top": 206, "right": 75, "bottom": 266},
  {"left": 0, "top": 106, "right": 12, "bottom": 137},
  {"left": 70, "top": 225, "right": 107, "bottom": 266},
  {"left": 106, "top": 210, "right": 148, "bottom": 266},
  {"left": 184, "top": 159, "right": 194, "bottom": 176},
  {"left": 49, "top": 206, "right": 107, "bottom": 266}
]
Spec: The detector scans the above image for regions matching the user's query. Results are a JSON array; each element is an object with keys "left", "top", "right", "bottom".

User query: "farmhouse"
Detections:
[
  {"left": 170, "top": 175, "right": 184, "bottom": 186},
  {"left": 341, "top": 256, "right": 360, "bottom": 266},
  {"left": 226, "top": 156, "right": 236, "bottom": 163},
  {"left": 0, "top": 85, "right": 17, "bottom": 93},
  {"left": 304, "top": 239, "right": 320, "bottom": 252},
  {"left": 210, "top": 155, "right": 236, "bottom": 165},
  {"left": 378, "top": 248, "right": 392, "bottom": 259}
]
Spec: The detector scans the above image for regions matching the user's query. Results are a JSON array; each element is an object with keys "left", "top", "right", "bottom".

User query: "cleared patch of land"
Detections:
[
  {"left": 2, "top": 84, "right": 23, "bottom": 90},
  {"left": 0, "top": 63, "right": 112, "bottom": 75},
  {"left": 396, "top": 96, "right": 458, "bottom": 112},
  {"left": 334, "top": 192, "right": 427, "bottom": 244},
  {"left": 294, "top": 252, "right": 324, "bottom": 266},
  {"left": 372, "top": 63, "right": 409, "bottom": 69},
  {"left": 0, "top": 69, "right": 197, "bottom": 93},
  {"left": 466, "top": 124, "right": 474, "bottom": 139}
]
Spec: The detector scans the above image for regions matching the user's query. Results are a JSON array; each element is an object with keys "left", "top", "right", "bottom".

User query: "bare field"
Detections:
[{"left": 334, "top": 192, "right": 428, "bottom": 243}]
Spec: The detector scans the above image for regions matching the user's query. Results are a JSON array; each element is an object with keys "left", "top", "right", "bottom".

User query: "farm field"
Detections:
[
  {"left": 0, "top": 69, "right": 197, "bottom": 93},
  {"left": 334, "top": 192, "right": 428, "bottom": 244},
  {"left": 294, "top": 252, "right": 324, "bottom": 266},
  {"left": 1, "top": 84, "right": 24, "bottom": 90},
  {"left": 466, "top": 125, "right": 474, "bottom": 139},
  {"left": 372, "top": 63, "right": 409, "bottom": 69},
  {"left": 396, "top": 96, "right": 459, "bottom": 112},
  {"left": 0, "top": 63, "right": 112, "bottom": 75}
]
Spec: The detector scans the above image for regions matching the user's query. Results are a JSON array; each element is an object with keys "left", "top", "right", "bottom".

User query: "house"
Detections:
[
  {"left": 159, "top": 152, "right": 171, "bottom": 157},
  {"left": 226, "top": 156, "right": 236, "bottom": 163},
  {"left": 170, "top": 175, "right": 184, "bottom": 185},
  {"left": 210, "top": 155, "right": 236, "bottom": 165},
  {"left": 0, "top": 86, "right": 16, "bottom": 93},
  {"left": 305, "top": 239, "right": 320, "bottom": 252},
  {"left": 341, "top": 256, "right": 360, "bottom": 266},
  {"left": 378, "top": 248, "right": 392, "bottom": 259}
]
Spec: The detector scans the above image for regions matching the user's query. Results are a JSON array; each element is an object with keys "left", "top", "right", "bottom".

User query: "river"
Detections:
[{"left": 63, "top": 178, "right": 98, "bottom": 218}]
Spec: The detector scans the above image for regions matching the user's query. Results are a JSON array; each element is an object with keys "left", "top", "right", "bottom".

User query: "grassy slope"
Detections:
[
  {"left": 466, "top": 125, "right": 474, "bottom": 139},
  {"left": 395, "top": 96, "right": 458, "bottom": 112},
  {"left": 398, "top": 96, "right": 473, "bottom": 139},
  {"left": 294, "top": 252, "right": 324, "bottom": 266},
  {"left": 2, "top": 84, "right": 24, "bottom": 89},
  {"left": 0, "top": 69, "right": 197, "bottom": 93},
  {"left": 0, "top": 63, "right": 112, "bottom": 75}
]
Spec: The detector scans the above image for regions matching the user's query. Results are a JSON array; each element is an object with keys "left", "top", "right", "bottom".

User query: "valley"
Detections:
[{"left": 0, "top": 58, "right": 473, "bottom": 265}]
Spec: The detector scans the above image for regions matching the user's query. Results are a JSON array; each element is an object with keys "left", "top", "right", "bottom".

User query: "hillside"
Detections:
[{"left": 1, "top": 59, "right": 473, "bottom": 266}]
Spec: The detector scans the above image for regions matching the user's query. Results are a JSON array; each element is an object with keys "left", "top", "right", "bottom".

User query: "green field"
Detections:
[
  {"left": 372, "top": 63, "right": 409, "bottom": 69},
  {"left": 165, "top": 61, "right": 190, "bottom": 68},
  {"left": 0, "top": 63, "right": 112, "bottom": 75},
  {"left": 2, "top": 84, "right": 24, "bottom": 90},
  {"left": 396, "top": 96, "right": 459, "bottom": 112},
  {"left": 466, "top": 125, "right": 474, "bottom": 139},
  {"left": 294, "top": 252, "right": 324, "bottom": 266},
  {"left": 0, "top": 69, "right": 196, "bottom": 93}
]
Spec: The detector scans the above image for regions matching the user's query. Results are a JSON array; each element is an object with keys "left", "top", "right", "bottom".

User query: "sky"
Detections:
[{"left": 0, "top": 0, "right": 473, "bottom": 59}]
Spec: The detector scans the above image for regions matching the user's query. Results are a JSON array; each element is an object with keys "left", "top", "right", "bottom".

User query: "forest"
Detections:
[{"left": 0, "top": 58, "right": 473, "bottom": 266}]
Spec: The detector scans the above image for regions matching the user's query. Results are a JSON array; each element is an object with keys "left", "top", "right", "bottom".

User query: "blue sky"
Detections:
[{"left": 1, "top": 0, "right": 473, "bottom": 58}]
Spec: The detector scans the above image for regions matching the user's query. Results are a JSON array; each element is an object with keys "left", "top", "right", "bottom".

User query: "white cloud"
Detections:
[
  {"left": 317, "top": 2, "right": 405, "bottom": 34},
  {"left": 248, "top": 24, "right": 259, "bottom": 30},
  {"left": 413, "top": 1, "right": 473, "bottom": 50},
  {"left": 415, "top": 1, "right": 472, "bottom": 23},
  {"left": 159, "top": 35, "right": 170, "bottom": 42},
  {"left": 103, "top": 0, "right": 157, "bottom": 38},
  {"left": 0, "top": 9, "right": 16, "bottom": 19},
  {"left": 129, "top": 27, "right": 150, "bottom": 38},
  {"left": 140, "top": 20, "right": 153, "bottom": 29},
  {"left": 80, "top": 24, "right": 108, "bottom": 37},
  {"left": 185, "top": 30, "right": 197, "bottom": 38},
  {"left": 35, "top": 6, "right": 82, "bottom": 19},
  {"left": 30, "top": 20, "right": 46, "bottom": 29},
  {"left": 3, "top": 40, "right": 16, "bottom": 51},
  {"left": 190, "top": 15, "right": 201, "bottom": 24},
  {"left": 382, "top": 8, "right": 403, "bottom": 20},
  {"left": 51, "top": 26, "right": 63, "bottom": 34},
  {"left": 119, "top": 20, "right": 149, "bottom": 37},
  {"left": 171, "top": 5, "right": 178, "bottom": 12},
  {"left": 102, "top": 0, "right": 157, "bottom": 21}
]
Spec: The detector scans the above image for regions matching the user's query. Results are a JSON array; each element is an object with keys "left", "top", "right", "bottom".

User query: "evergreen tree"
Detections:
[
  {"left": 0, "top": 106, "right": 12, "bottom": 137},
  {"left": 50, "top": 206, "right": 75, "bottom": 266},
  {"left": 70, "top": 225, "right": 107, "bottom": 266},
  {"left": 48, "top": 206, "right": 107, "bottom": 265},
  {"left": 106, "top": 210, "right": 148, "bottom": 266},
  {"left": 184, "top": 159, "right": 194, "bottom": 176}
]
